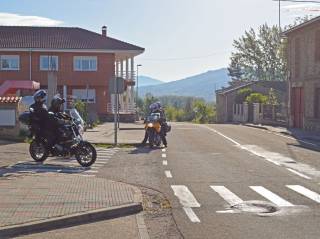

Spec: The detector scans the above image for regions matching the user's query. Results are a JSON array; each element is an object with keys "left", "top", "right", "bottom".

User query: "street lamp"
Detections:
[{"left": 136, "top": 64, "right": 142, "bottom": 103}]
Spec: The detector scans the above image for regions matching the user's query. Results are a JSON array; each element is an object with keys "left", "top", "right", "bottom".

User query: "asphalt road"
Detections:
[
  {"left": 4, "top": 123, "right": 320, "bottom": 238},
  {"left": 144, "top": 123, "right": 320, "bottom": 239}
]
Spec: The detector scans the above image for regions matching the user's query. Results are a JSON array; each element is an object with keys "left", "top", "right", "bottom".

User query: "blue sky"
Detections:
[{"left": 0, "top": 0, "right": 319, "bottom": 82}]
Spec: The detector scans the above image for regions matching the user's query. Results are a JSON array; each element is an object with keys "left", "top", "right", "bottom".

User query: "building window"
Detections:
[
  {"left": 315, "top": 88, "right": 320, "bottom": 119},
  {"left": 40, "top": 56, "right": 58, "bottom": 71},
  {"left": 0, "top": 55, "right": 19, "bottom": 71},
  {"left": 74, "top": 56, "right": 97, "bottom": 71},
  {"left": 72, "top": 89, "right": 96, "bottom": 103}
]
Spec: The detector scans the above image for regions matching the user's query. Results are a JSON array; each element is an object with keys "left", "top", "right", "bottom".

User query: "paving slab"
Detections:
[{"left": 0, "top": 173, "right": 142, "bottom": 238}]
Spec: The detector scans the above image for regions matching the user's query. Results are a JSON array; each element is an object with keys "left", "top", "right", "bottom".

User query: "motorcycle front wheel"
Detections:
[
  {"left": 75, "top": 141, "right": 97, "bottom": 167},
  {"left": 29, "top": 140, "right": 48, "bottom": 162}
]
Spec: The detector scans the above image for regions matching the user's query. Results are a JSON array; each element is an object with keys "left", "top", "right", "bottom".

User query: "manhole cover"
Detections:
[{"left": 231, "top": 200, "right": 279, "bottom": 214}]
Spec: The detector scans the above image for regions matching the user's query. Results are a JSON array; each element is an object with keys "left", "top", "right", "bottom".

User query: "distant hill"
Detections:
[
  {"left": 138, "top": 76, "right": 163, "bottom": 87},
  {"left": 139, "top": 68, "right": 230, "bottom": 102}
]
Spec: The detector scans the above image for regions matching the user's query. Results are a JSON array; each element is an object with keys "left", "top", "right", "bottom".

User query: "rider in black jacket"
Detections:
[
  {"left": 30, "top": 90, "right": 57, "bottom": 150},
  {"left": 141, "top": 102, "right": 168, "bottom": 147}
]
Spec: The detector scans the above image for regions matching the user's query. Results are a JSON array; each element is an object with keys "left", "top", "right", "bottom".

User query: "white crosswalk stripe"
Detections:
[
  {"left": 250, "top": 186, "right": 294, "bottom": 207},
  {"left": 286, "top": 185, "right": 320, "bottom": 203},
  {"left": 171, "top": 185, "right": 201, "bottom": 223},
  {"left": 210, "top": 186, "right": 243, "bottom": 206},
  {"left": 8, "top": 147, "right": 118, "bottom": 177}
]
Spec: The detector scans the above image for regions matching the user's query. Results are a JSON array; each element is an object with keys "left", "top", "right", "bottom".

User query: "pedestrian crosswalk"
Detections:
[
  {"left": 172, "top": 184, "right": 320, "bottom": 223},
  {"left": 5, "top": 147, "right": 119, "bottom": 177}
]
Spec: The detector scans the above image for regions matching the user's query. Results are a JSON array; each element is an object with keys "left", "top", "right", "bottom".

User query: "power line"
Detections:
[
  {"left": 273, "top": 0, "right": 320, "bottom": 3},
  {"left": 139, "top": 51, "right": 231, "bottom": 62}
]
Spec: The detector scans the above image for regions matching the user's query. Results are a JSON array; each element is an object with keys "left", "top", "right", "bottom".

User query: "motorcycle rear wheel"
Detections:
[
  {"left": 29, "top": 140, "right": 48, "bottom": 162},
  {"left": 75, "top": 141, "right": 97, "bottom": 167}
]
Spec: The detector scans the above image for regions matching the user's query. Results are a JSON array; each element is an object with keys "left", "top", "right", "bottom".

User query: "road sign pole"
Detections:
[{"left": 114, "top": 77, "right": 118, "bottom": 146}]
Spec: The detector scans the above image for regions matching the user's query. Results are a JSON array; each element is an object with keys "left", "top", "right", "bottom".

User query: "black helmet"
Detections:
[
  {"left": 33, "top": 90, "right": 47, "bottom": 103},
  {"left": 50, "top": 95, "right": 65, "bottom": 112}
]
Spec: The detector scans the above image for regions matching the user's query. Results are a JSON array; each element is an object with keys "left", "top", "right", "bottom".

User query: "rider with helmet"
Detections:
[
  {"left": 141, "top": 101, "right": 168, "bottom": 147},
  {"left": 30, "top": 90, "right": 57, "bottom": 149}
]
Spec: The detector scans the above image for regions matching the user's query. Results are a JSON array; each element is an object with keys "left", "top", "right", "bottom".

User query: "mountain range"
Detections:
[
  {"left": 138, "top": 68, "right": 230, "bottom": 102},
  {"left": 137, "top": 76, "right": 164, "bottom": 87}
]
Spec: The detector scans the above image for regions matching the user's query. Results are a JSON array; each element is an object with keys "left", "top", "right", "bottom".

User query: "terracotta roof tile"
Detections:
[
  {"left": 0, "top": 26, "right": 144, "bottom": 51},
  {"left": 0, "top": 96, "right": 21, "bottom": 103}
]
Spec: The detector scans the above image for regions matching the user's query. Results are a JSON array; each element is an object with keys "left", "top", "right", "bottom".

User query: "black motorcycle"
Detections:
[{"left": 19, "top": 108, "right": 96, "bottom": 167}]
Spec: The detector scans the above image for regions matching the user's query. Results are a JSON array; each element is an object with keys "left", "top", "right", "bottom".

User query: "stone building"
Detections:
[
  {"left": 216, "top": 81, "right": 287, "bottom": 123},
  {"left": 283, "top": 16, "right": 320, "bottom": 131}
]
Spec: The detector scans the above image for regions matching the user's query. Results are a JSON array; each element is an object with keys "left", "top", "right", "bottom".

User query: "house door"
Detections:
[{"left": 292, "top": 87, "right": 304, "bottom": 128}]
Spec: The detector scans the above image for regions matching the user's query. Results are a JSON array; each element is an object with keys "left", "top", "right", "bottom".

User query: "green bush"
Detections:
[
  {"left": 74, "top": 100, "right": 88, "bottom": 123},
  {"left": 235, "top": 88, "right": 253, "bottom": 103},
  {"left": 245, "top": 93, "right": 268, "bottom": 104}
]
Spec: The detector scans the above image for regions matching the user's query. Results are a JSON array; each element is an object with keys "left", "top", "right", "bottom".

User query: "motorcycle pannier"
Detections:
[{"left": 19, "top": 112, "right": 32, "bottom": 125}]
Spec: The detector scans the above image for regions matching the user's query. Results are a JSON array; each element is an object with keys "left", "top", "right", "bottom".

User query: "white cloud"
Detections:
[
  {"left": 0, "top": 13, "right": 63, "bottom": 26},
  {"left": 282, "top": 3, "right": 320, "bottom": 13}
]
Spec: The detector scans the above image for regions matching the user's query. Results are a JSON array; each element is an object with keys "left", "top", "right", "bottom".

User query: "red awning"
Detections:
[{"left": 0, "top": 80, "right": 40, "bottom": 96}]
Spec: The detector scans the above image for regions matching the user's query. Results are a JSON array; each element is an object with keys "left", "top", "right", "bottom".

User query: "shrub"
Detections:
[{"left": 245, "top": 93, "right": 268, "bottom": 104}]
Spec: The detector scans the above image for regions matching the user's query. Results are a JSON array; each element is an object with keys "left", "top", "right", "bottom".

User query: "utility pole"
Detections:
[
  {"left": 279, "top": 0, "right": 281, "bottom": 30},
  {"left": 113, "top": 77, "right": 118, "bottom": 146}
]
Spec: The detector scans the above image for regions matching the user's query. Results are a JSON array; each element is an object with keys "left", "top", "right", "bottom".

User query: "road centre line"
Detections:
[
  {"left": 287, "top": 168, "right": 311, "bottom": 180},
  {"left": 162, "top": 153, "right": 167, "bottom": 158},
  {"left": 163, "top": 160, "right": 168, "bottom": 166},
  {"left": 210, "top": 186, "right": 243, "bottom": 206},
  {"left": 183, "top": 207, "right": 201, "bottom": 223},
  {"left": 162, "top": 148, "right": 166, "bottom": 152},
  {"left": 165, "top": 171, "right": 172, "bottom": 178},
  {"left": 250, "top": 186, "right": 294, "bottom": 207},
  {"left": 286, "top": 185, "right": 320, "bottom": 203}
]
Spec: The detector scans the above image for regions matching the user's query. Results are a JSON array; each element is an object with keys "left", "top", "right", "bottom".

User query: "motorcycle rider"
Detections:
[
  {"left": 141, "top": 102, "right": 168, "bottom": 147},
  {"left": 30, "top": 90, "right": 57, "bottom": 150}
]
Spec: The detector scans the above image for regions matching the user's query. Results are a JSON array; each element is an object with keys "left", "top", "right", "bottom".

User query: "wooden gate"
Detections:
[{"left": 291, "top": 87, "right": 304, "bottom": 128}]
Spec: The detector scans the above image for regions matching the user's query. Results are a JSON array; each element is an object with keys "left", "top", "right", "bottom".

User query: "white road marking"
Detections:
[
  {"left": 287, "top": 185, "right": 320, "bottom": 203},
  {"left": 165, "top": 170, "right": 172, "bottom": 178},
  {"left": 210, "top": 186, "right": 243, "bottom": 206},
  {"left": 95, "top": 161, "right": 108, "bottom": 164},
  {"left": 201, "top": 125, "right": 320, "bottom": 179},
  {"left": 250, "top": 186, "right": 294, "bottom": 207},
  {"left": 163, "top": 160, "right": 168, "bottom": 166},
  {"left": 171, "top": 185, "right": 201, "bottom": 207},
  {"left": 85, "top": 170, "right": 99, "bottom": 173},
  {"left": 201, "top": 125, "right": 241, "bottom": 146},
  {"left": 97, "top": 158, "right": 110, "bottom": 161},
  {"left": 287, "top": 168, "right": 311, "bottom": 180},
  {"left": 162, "top": 148, "right": 166, "bottom": 152},
  {"left": 162, "top": 153, "right": 167, "bottom": 158},
  {"left": 183, "top": 207, "right": 201, "bottom": 223}
]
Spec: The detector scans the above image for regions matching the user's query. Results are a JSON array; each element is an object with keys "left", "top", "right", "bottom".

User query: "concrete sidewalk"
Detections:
[
  {"left": 0, "top": 172, "right": 143, "bottom": 238},
  {"left": 84, "top": 121, "right": 145, "bottom": 144}
]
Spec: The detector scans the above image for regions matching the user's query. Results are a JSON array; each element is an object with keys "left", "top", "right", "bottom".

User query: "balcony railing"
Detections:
[
  {"left": 107, "top": 102, "right": 136, "bottom": 114},
  {"left": 115, "top": 71, "right": 136, "bottom": 81}
]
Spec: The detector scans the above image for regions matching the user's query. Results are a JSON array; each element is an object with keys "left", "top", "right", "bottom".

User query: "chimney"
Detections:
[{"left": 102, "top": 26, "right": 107, "bottom": 37}]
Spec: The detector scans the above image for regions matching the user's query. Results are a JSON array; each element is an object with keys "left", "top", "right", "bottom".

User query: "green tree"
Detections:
[
  {"left": 229, "top": 24, "right": 285, "bottom": 82},
  {"left": 74, "top": 100, "right": 88, "bottom": 122},
  {"left": 245, "top": 93, "right": 268, "bottom": 104},
  {"left": 193, "top": 100, "right": 215, "bottom": 124},
  {"left": 235, "top": 88, "right": 253, "bottom": 103},
  {"left": 266, "top": 88, "right": 279, "bottom": 105}
]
